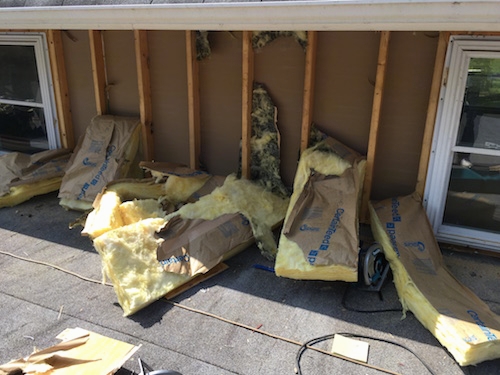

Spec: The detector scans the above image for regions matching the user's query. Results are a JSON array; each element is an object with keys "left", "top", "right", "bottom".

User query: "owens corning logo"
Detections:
[
  {"left": 82, "top": 157, "right": 97, "bottom": 167},
  {"left": 300, "top": 224, "right": 320, "bottom": 232},
  {"left": 467, "top": 310, "right": 498, "bottom": 341},
  {"left": 404, "top": 241, "right": 425, "bottom": 252},
  {"left": 307, "top": 208, "right": 344, "bottom": 265}
]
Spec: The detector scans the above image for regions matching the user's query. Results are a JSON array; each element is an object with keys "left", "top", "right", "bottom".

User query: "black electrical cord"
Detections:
[
  {"left": 295, "top": 332, "right": 437, "bottom": 375},
  {"left": 341, "top": 283, "right": 403, "bottom": 313}
]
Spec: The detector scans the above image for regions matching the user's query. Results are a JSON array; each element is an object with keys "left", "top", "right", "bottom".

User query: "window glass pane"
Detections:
[
  {"left": 0, "top": 104, "right": 47, "bottom": 153},
  {"left": 444, "top": 152, "right": 500, "bottom": 233},
  {"left": 457, "top": 58, "right": 500, "bottom": 149},
  {"left": 0, "top": 45, "right": 41, "bottom": 103}
]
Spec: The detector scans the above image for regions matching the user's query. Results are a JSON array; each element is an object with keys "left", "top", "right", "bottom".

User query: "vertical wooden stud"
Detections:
[
  {"left": 300, "top": 31, "right": 318, "bottom": 154},
  {"left": 89, "top": 30, "right": 107, "bottom": 115},
  {"left": 47, "top": 29, "right": 74, "bottom": 149},
  {"left": 415, "top": 32, "right": 451, "bottom": 197},
  {"left": 360, "top": 31, "right": 391, "bottom": 223},
  {"left": 186, "top": 30, "right": 200, "bottom": 170},
  {"left": 134, "top": 30, "right": 154, "bottom": 161},
  {"left": 241, "top": 31, "right": 254, "bottom": 179}
]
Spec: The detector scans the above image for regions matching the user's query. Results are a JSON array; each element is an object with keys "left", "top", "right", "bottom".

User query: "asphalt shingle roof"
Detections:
[{"left": 1, "top": 0, "right": 278, "bottom": 7}]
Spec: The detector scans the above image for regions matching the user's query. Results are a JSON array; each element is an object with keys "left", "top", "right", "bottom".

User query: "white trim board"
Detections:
[{"left": 1, "top": 1, "right": 500, "bottom": 31}]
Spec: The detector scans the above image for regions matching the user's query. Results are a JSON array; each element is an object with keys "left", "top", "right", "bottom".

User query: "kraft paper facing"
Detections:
[{"left": 370, "top": 193, "right": 500, "bottom": 366}]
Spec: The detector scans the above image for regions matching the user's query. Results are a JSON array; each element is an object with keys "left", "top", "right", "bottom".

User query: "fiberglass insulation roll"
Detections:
[
  {"left": 87, "top": 169, "right": 288, "bottom": 316},
  {"left": 369, "top": 193, "right": 500, "bottom": 366},
  {"left": 0, "top": 149, "right": 71, "bottom": 208},
  {"left": 275, "top": 137, "right": 366, "bottom": 281}
]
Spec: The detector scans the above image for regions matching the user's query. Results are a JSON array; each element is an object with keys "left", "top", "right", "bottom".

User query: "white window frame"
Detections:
[
  {"left": 424, "top": 36, "right": 500, "bottom": 253},
  {"left": 0, "top": 32, "right": 59, "bottom": 151}
]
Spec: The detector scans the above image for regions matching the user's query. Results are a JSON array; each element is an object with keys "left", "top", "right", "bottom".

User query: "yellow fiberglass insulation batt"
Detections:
[
  {"left": 274, "top": 138, "right": 366, "bottom": 281},
  {"left": 86, "top": 171, "right": 283, "bottom": 316},
  {"left": 82, "top": 173, "right": 211, "bottom": 239},
  {"left": 93, "top": 218, "right": 190, "bottom": 316},
  {"left": 0, "top": 149, "right": 71, "bottom": 208},
  {"left": 370, "top": 193, "right": 500, "bottom": 366},
  {"left": 166, "top": 174, "right": 289, "bottom": 259}
]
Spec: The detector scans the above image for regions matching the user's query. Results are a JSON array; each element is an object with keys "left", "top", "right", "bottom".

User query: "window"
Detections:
[
  {"left": 0, "top": 33, "right": 59, "bottom": 154},
  {"left": 425, "top": 36, "right": 500, "bottom": 253}
]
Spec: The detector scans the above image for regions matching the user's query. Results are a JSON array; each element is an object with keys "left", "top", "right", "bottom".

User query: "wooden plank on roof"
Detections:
[
  {"left": 88, "top": 30, "right": 107, "bottom": 115},
  {"left": 415, "top": 32, "right": 450, "bottom": 197},
  {"left": 300, "top": 31, "right": 318, "bottom": 154},
  {"left": 134, "top": 30, "right": 154, "bottom": 161},
  {"left": 186, "top": 30, "right": 200, "bottom": 170},
  {"left": 163, "top": 263, "right": 229, "bottom": 300},
  {"left": 360, "top": 31, "right": 391, "bottom": 223},
  {"left": 241, "top": 30, "right": 254, "bottom": 179},
  {"left": 47, "top": 29, "right": 74, "bottom": 150}
]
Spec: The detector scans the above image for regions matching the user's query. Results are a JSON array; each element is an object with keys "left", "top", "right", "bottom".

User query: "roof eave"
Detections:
[{"left": 0, "top": 1, "right": 499, "bottom": 31}]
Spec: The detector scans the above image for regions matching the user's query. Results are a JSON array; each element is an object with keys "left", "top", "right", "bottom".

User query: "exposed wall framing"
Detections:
[
  {"left": 89, "top": 30, "right": 107, "bottom": 115},
  {"left": 361, "top": 31, "right": 391, "bottom": 223},
  {"left": 300, "top": 30, "right": 318, "bottom": 153},
  {"left": 241, "top": 30, "right": 255, "bottom": 179},
  {"left": 186, "top": 30, "right": 201, "bottom": 170},
  {"left": 47, "top": 29, "right": 74, "bottom": 150},
  {"left": 39, "top": 29, "right": 449, "bottom": 215},
  {"left": 134, "top": 30, "right": 154, "bottom": 161},
  {"left": 415, "top": 31, "right": 450, "bottom": 197}
]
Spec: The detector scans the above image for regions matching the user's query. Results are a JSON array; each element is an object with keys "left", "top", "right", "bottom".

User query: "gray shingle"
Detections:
[
  {"left": 25, "top": 0, "right": 63, "bottom": 6},
  {"left": 95, "top": 0, "right": 151, "bottom": 4},
  {"left": 0, "top": 0, "right": 268, "bottom": 6},
  {"left": 62, "top": 0, "right": 98, "bottom": 5},
  {"left": 204, "top": 0, "right": 260, "bottom": 3},
  {"left": 151, "top": 0, "right": 204, "bottom": 4},
  {"left": 0, "top": 0, "right": 26, "bottom": 7}
]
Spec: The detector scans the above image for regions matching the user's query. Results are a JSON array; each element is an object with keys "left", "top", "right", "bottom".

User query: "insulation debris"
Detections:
[
  {"left": 238, "top": 82, "right": 290, "bottom": 199},
  {"left": 0, "top": 327, "right": 138, "bottom": 375},
  {"left": 93, "top": 217, "right": 185, "bottom": 316},
  {"left": 275, "top": 136, "right": 366, "bottom": 281},
  {"left": 58, "top": 115, "right": 141, "bottom": 212},
  {"left": 0, "top": 148, "right": 70, "bottom": 208},
  {"left": 166, "top": 174, "right": 289, "bottom": 259},
  {"left": 369, "top": 193, "right": 500, "bottom": 366},
  {"left": 308, "top": 123, "right": 329, "bottom": 148},
  {"left": 252, "top": 31, "right": 308, "bottom": 51},
  {"left": 157, "top": 213, "right": 254, "bottom": 276},
  {"left": 82, "top": 164, "right": 213, "bottom": 239},
  {"left": 196, "top": 30, "right": 211, "bottom": 60},
  {"left": 85, "top": 164, "right": 284, "bottom": 316}
]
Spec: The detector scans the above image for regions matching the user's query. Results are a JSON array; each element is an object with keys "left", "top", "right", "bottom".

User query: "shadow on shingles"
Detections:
[
  {"left": 0, "top": 191, "right": 95, "bottom": 252},
  {"left": 119, "top": 301, "right": 175, "bottom": 329}
]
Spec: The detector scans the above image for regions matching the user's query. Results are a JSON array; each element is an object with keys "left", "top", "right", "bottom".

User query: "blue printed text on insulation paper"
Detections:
[
  {"left": 307, "top": 208, "right": 344, "bottom": 265},
  {"left": 77, "top": 145, "right": 116, "bottom": 200}
]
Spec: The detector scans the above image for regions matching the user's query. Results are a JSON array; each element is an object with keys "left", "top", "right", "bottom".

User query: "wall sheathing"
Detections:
[
  {"left": 198, "top": 31, "right": 243, "bottom": 177},
  {"left": 372, "top": 32, "right": 438, "bottom": 199},
  {"left": 60, "top": 29, "right": 438, "bottom": 201},
  {"left": 148, "top": 31, "right": 190, "bottom": 167},
  {"left": 313, "top": 31, "right": 379, "bottom": 157},
  {"left": 61, "top": 30, "right": 94, "bottom": 142},
  {"left": 103, "top": 31, "right": 140, "bottom": 117},
  {"left": 253, "top": 35, "right": 305, "bottom": 186}
]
